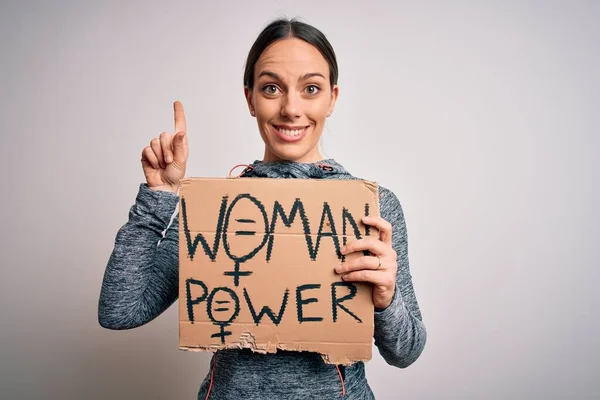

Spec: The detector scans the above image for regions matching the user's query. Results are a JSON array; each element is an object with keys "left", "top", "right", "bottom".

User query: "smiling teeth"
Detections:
[{"left": 277, "top": 127, "right": 305, "bottom": 137}]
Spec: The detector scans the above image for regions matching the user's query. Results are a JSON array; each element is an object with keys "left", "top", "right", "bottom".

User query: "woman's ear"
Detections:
[
  {"left": 327, "top": 85, "right": 339, "bottom": 117},
  {"left": 244, "top": 87, "right": 256, "bottom": 117}
]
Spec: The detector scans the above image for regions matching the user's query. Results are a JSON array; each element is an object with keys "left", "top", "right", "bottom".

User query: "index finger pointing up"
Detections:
[{"left": 173, "top": 100, "right": 187, "bottom": 134}]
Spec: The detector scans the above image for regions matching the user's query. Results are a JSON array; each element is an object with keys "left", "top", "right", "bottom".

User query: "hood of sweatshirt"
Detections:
[{"left": 238, "top": 158, "right": 354, "bottom": 180}]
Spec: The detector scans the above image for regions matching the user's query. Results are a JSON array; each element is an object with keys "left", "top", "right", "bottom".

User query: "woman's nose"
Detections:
[{"left": 280, "top": 92, "right": 301, "bottom": 119}]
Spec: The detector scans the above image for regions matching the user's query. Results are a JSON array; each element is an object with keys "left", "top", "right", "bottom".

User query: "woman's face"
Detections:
[{"left": 245, "top": 38, "right": 338, "bottom": 163}]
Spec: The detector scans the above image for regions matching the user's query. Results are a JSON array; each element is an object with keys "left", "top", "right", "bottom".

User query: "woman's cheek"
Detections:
[{"left": 311, "top": 99, "right": 330, "bottom": 120}]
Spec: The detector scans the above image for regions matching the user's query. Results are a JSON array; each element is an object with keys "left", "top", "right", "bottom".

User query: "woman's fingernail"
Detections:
[{"left": 166, "top": 155, "right": 172, "bottom": 163}]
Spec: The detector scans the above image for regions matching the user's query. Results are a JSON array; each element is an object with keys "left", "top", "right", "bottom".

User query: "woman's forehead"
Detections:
[{"left": 255, "top": 39, "right": 329, "bottom": 77}]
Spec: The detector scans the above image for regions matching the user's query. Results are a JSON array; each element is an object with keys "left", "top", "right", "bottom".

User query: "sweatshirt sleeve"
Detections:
[
  {"left": 372, "top": 187, "right": 427, "bottom": 368},
  {"left": 98, "top": 183, "right": 180, "bottom": 330}
]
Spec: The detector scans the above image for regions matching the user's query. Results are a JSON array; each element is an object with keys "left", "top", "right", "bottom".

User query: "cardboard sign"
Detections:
[{"left": 178, "top": 177, "right": 380, "bottom": 365}]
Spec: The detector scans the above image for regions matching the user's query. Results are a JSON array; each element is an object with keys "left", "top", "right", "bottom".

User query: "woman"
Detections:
[{"left": 98, "top": 18, "right": 427, "bottom": 399}]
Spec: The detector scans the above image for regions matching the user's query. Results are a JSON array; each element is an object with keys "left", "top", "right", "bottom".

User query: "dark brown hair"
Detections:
[{"left": 243, "top": 18, "right": 339, "bottom": 90}]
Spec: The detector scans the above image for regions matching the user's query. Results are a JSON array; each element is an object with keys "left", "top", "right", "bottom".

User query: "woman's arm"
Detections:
[
  {"left": 373, "top": 187, "right": 427, "bottom": 368},
  {"left": 98, "top": 183, "right": 180, "bottom": 329}
]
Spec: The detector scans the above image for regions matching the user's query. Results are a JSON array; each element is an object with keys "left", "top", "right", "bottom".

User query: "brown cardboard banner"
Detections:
[{"left": 178, "top": 177, "right": 380, "bottom": 365}]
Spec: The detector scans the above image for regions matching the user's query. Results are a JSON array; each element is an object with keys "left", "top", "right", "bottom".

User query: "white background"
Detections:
[{"left": 1, "top": 0, "right": 598, "bottom": 398}]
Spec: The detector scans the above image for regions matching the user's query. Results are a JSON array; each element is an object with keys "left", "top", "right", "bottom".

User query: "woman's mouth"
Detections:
[{"left": 271, "top": 124, "right": 310, "bottom": 143}]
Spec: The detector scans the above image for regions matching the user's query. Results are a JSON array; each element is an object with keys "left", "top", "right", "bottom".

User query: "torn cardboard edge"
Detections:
[{"left": 178, "top": 333, "right": 373, "bottom": 366}]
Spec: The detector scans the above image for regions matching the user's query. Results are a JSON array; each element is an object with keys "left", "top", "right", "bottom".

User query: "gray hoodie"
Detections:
[{"left": 98, "top": 158, "right": 427, "bottom": 399}]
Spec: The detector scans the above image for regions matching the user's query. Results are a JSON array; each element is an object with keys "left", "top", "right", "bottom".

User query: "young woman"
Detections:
[{"left": 99, "top": 18, "right": 427, "bottom": 399}]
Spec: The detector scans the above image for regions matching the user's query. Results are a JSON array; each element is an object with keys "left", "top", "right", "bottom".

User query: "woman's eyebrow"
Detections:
[
  {"left": 257, "top": 71, "right": 281, "bottom": 80},
  {"left": 257, "top": 71, "right": 326, "bottom": 81},
  {"left": 299, "top": 72, "right": 326, "bottom": 81}
]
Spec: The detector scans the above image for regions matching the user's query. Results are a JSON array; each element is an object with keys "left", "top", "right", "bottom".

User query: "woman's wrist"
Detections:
[{"left": 148, "top": 184, "right": 178, "bottom": 193}]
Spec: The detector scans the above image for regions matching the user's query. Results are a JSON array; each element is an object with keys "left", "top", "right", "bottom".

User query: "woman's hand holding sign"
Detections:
[
  {"left": 335, "top": 216, "right": 398, "bottom": 310},
  {"left": 141, "top": 101, "right": 189, "bottom": 193}
]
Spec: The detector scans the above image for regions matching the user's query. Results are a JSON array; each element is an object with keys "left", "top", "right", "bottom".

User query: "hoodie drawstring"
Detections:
[
  {"left": 335, "top": 365, "right": 346, "bottom": 397},
  {"left": 205, "top": 353, "right": 217, "bottom": 400},
  {"left": 229, "top": 164, "right": 251, "bottom": 178}
]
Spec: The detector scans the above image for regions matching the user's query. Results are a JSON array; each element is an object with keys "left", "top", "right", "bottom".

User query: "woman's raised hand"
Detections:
[{"left": 141, "top": 101, "right": 189, "bottom": 193}]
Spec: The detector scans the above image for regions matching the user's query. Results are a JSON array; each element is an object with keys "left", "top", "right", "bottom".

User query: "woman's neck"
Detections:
[{"left": 262, "top": 148, "right": 325, "bottom": 164}]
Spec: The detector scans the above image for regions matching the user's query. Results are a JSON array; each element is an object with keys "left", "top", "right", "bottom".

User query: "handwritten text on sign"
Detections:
[{"left": 178, "top": 178, "right": 379, "bottom": 360}]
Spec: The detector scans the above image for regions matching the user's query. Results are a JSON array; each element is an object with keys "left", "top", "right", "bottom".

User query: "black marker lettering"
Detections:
[
  {"left": 207, "top": 287, "right": 240, "bottom": 344},
  {"left": 181, "top": 196, "right": 228, "bottom": 261},
  {"left": 266, "top": 199, "right": 313, "bottom": 262},
  {"left": 331, "top": 282, "right": 362, "bottom": 323},
  {"left": 296, "top": 284, "right": 323, "bottom": 323},
  {"left": 243, "top": 287, "right": 290, "bottom": 326},
  {"left": 312, "top": 202, "right": 341, "bottom": 260},
  {"left": 222, "top": 194, "right": 269, "bottom": 286},
  {"left": 185, "top": 278, "right": 208, "bottom": 323},
  {"left": 341, "top": 206, "right": 366, "bottom": 261}
]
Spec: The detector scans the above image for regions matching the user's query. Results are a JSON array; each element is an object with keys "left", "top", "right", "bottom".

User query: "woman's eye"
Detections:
[
  {"left": 262, "top": 85, "right": 279, "bottom": 95},
  {"left": 305, "top": 85, "right": 320, "bottom": 95}
]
